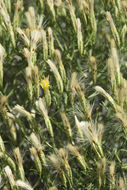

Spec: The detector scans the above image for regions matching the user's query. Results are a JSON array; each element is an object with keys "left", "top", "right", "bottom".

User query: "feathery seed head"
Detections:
[
  {"left": 117, "top": 177, "right": 125, "bottom": 190},
  {"left": 0, "top": 135, "right": 5, "bottom": 152},
  {"left": 30, "top": 146, "right": 42, "bottom": 174},
  {"left": 14, "top": 147, "right": 25, "bottom": 181},
  {"left": 109, "top": 161, "right": 116, "bottom": 189},
  {"left": 0, "top": 44, "right": 5, "bottom": 62},
  {"left": 4, "top": 166, "right": 16, "bottom": 189},
  {"left": 58, "top": 148, "right": 68, "bottom": 161},
  {"left": 17, "top": 28, "right": 30, "bottom": 47},
  {"left": 76, "top": 18, "right": 83, "bottom": 55},
  {"left": 95, "top": 86, "right": 117, "bottom": 111},
  {"left": 13, "top": 105, "right": 32, "bottom": 120},
  {"left": 16, "top": 180, "right": 33, "bottom": 190},
  {"left": 66, "top": 144, "right": 79, "bottom": 157},
  {"left": 49, "top": 186, "right": 58, "bottom": 190},
  {"left": 48, "top": 27, "right": 54, "bottom": 57},
  {"left": 47, "top": 59, "right": 63, "bottom": 93},
  {"left": 30, "top": 133, "right": 42, "bottom": 151},
  {"left": 49, "top": 153, "right": 61, "bottom": 169}
]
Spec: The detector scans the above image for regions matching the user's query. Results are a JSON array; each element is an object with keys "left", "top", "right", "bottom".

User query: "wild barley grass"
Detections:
[
  {"left": 16, "top": 180, "right": 33, "bottom": 190},
  {"left": 0, "top": 0, "right": 127, "bottom": 189},
  {"left": 109, "top": 161, "right": 116, "bottom": 190},
  {"left": 4, "top": 166, "right": 16, "bottom": 190},
  {"left": 30, "top": 132, "right": 46, "bottom": 167},
  {"left": 48, "top": 27, "right": 54, "bottom": 58},
  {"left": 13, "top": 147, "right": 25, "bottom": 181}
]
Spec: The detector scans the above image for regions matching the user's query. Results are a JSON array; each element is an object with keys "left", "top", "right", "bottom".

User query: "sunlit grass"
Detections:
[{"left": 0, "top": 0, "right": 127, "bottom": 189}]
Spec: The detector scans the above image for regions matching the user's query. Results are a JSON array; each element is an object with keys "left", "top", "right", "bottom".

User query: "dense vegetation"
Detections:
[{"left": 0, "top": 0, "right": 127, "bottom": 189}]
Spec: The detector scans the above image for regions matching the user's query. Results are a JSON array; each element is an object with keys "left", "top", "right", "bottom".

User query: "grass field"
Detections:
[{"left": 0, "top": 0, "right": 127, "bottom": 189}]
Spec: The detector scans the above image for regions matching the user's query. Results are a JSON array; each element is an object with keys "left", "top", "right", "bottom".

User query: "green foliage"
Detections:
[{"left": 0, "top": 0, "right": 127, "bottom": 189}]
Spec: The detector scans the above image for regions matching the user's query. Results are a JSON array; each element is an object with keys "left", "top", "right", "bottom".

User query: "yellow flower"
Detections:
[{"left": 40, "top": 76, "right": 50, "bottom": 90}]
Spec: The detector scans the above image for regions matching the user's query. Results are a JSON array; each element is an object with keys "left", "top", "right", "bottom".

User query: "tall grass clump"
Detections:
[{"left": 0, "top": 0, "right": 127, "bottom": 189}]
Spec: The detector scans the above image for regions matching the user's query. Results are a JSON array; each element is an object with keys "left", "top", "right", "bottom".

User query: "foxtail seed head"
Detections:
[
  {"left": 49, "top": 186, "right": 58, "bottom": 190},
  {"left": 95, "top": 86, "right": 117, "bottom": 112},
  {"left": 47, "top": 59, "right": 63, "bottom": 93},
  {"left": 55, "top": 49, "right": 66, "bottom": 84},
  {"left": 106, "top": 12, "right": 120, "bottom": 47},
  {"left": 0, "top": 135, "right": 5, "bottom": 153},
  {"left": 30, "top": 146, "right": 42, "bottom": 174},
  {"left": 4, "top": 166, "right": 16, "bottom": 190},
  {"left": 47, "top": 0, "right": 56, "bottom": 21},
  {"left": 48, "top": 27, "right": 54, "bottom": 57},
  {"left": 13, "top": 105, "right": 32, "bottom": 120},
  {"left": 14, "top": 147, "right": 25, "bottom": 181},
  {"left": 42, "top": 29, "right": 48, "bottom": 61},
  {"left": 0, "top": 43, "right": 5, "bottom": 87},
  {"left": 30, "top": 132, "right": 46, "bottom": 166},
  {"left": 76, "top": 18, "right": 83, "bottom": 55},
  {"left": 16, "top": 180, "right": 33, "bottom": 190},
  {"left": 38, "top": 98, "right": 54, "bottom": 138}
]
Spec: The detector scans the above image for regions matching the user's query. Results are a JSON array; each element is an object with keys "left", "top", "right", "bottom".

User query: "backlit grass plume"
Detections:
[
  {"left": 30, "top": 146, "right": 42, "bottom": 175},
  {"left": 61, "top": 112, "right": 73, "bottom": 143},
  {"left": 0, "top": 44, "right": 5, "bottom": 88},
  {"left": 0, "top": 0, "right": 16, "bottom": 47},
  {"left": 55, "top": 49, "right": 66, "bottom": 84},
  {"left": 47, "top": 59, "right": 63, "bottom": 93},
  {"left": 106, "top": 11, "right": 120, "bottom": 47},
  {"left": 66, "top": 144, "right": 87, "bottom": 171},
  {"left": 48, "top": 27, "right": 54, "bottom": 58},
  {"left": 95, "top": 86, "right": 117, "bottom": 112},
  {"left": 58, "top": 148, "right": 72, "bottom": 185},
  {"left": 109, "top": 161, "right": 116, "bottom": 190},
  {"left": 30, "top": 132, "right": 46, "bottom": 166},
  {"left": 16, "top": 180, "right": 33, "bottom": 190},
  {"left": 37, "top": 98, "right": 54, "bottom": 138},
  {"left": 49, "top": 153, "right": 67, "bottom": 189},
  {"left": 4, "top": 166, "right": 16, "bottom": 190},
  {"left": 13, "top": 147, "right": 25, "bottom": 181},
  {"left": 76, "top": 117, "right": 104, "bottom": 159}
]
